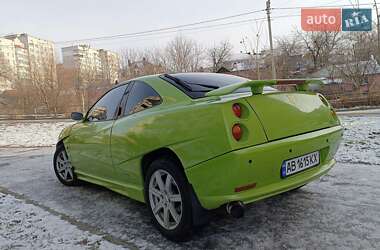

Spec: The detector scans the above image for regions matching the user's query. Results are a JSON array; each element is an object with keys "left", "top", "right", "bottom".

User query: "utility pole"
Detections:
[
  {"left": 266, "top": 0, "right": 276, "bottom": 79},
  {"left": 374, "top": 0, "right": 380, "bottom": 59}
]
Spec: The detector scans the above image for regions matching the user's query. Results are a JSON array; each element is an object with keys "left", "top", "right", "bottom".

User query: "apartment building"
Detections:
[
  {"left": 99, "top": 49, "right": 120, "bottom": 84},
  {"left": 62, "top": 45, "right": 120, "bottom": 84},
  {"left": 0, "top": 38, "right": 17, "bottom": 90},
  {"left": 0, "top": 33, "right": 57, "bottom": 92},
  {"left": 13, "top": 38, "right": 30, "bottom": 80},
  {"left": 5, "top": 33, "right": 56, "bottom": 81}
]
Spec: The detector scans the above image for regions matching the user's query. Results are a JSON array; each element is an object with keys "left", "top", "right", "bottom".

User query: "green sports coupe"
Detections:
[{"left": 54, "top": 73, "right": 342, "bottom": 241}]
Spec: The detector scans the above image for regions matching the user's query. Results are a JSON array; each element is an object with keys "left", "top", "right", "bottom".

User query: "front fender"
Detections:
[{"left": 58, "top": 123, "right": 75, "bottom": 143}]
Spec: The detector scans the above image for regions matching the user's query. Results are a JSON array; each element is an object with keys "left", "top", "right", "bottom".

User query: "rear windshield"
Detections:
[{"left": 160, "top": 73, "right": 276, "bottom": 99}]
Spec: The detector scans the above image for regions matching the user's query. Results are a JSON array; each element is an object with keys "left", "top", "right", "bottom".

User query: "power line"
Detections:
[
  {"left": 57, "top": 14, "right": 300, "bottom": 46},
  {"left": 0, "top": 14, "right": 300, "bottom": 49},
  {"left": 56, "top": 9, "right": 266, "bottom": 44},
  {"left": 54, "top": 2, "right": 373, "bottom": 46},
  {"left": 272, "top": 2, "right": 372, "bottom": 10}
]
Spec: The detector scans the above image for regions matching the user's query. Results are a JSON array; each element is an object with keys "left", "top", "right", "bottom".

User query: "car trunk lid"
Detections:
[{"left": 244, "top": 92, "right": 339, "bottom": 141}]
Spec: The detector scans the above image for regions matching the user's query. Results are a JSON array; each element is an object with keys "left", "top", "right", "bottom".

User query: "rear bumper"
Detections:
[{"left": 185, "top": 125, "right": 343, "bottom": 210}]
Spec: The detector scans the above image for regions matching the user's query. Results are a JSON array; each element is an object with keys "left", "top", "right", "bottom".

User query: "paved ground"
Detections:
[{"left": 0, "top": 113, "right": 379, "bottom": 249}]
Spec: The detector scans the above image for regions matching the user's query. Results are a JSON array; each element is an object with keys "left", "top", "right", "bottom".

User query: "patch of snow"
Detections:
[
  {"left": 337, "top": 108, "right": 380, "bottom": 115},
  {"left": 337, "top": 115, "right": 380, "bottom": 166},
  {"left": 0, "top": 193, "right": 125, "bottom": 249},
  {"left": 0, "top": 113, "right": 379, "bottom": 248},
  {"left": 0, "top": 120, "right": 73, "bottom": 147}
]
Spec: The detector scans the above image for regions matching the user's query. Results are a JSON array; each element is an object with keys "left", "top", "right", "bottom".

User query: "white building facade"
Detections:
[
  {"left": 0, "top": 38, "right": 17, "bottom": 90},
  {"left": 62, "top": 45, "right": 120, "bottom": 84},
  {"left": 99, "top": 49, "right": 120, "bottom": 84},
  {"left": 0, "top": 33, "right": 57, "bottom": 91},
  {"left": 5, "top": 33, "right": 57, "bottom": 82}
]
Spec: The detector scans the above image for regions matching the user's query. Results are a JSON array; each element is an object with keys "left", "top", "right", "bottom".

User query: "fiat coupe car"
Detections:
[{"left": 54, "top": 73, "right": 342, "bottom": 241}]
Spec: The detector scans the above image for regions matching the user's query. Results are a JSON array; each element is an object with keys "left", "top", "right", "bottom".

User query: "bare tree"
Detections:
[
  {"left": 30, "top": 58, "right": 62, "bottom": 115},
  {"left": 0, "top": 55, "right": 16, "bottom": 91},
  {"left": 72, "top": 65, "right": 99, "bottom": 113},
  {"left": 297, "top": 30, "right": 342, "bottom": 70},
  {"left": 239, "top": 20, "right": 265, "bottom": 79},
  {"left": 208, "top": 40, "right": 233, "bottom": 72},
  {"left": 276, "top": 35, "right": 302, "bottom": 58},
  {"left": 164, "top": 36, "right": 204, "bottom": 72},
  {"left": 148, "top": 48, "right": 168, "bottom": 73},
  {"left": 12, "top": 79, "right": 37, "bottom": 114},
  {"left": 120, "top": 48, "right": 144, "bottom": 79},
  {"left": 335, "top": 31, "right": 378, "bottom": 88},
  {"left": 275, "top": 35, "right": 303, "bottom": 78},
  {"left": 120, "top": 48, "right": 166, "bottom": 80}
]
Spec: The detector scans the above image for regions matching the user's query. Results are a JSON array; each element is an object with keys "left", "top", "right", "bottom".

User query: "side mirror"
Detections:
[{"left": 71, "top": 112, "right": 83, "bottom": 121}]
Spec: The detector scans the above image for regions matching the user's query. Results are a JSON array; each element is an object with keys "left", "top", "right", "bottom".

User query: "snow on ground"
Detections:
[
  {"left": 0, "top": 120, "right": 73, "bottom": 147},
  {"left": 0, "top": 109, "right": 379, "bottom": 148},
  {"left": 337, "top": 114, "right": 380, "bottom": 166},
  {"left": 0, "top": 193, "right": 124, "bottom": 249},
  {"left": 0, "top": 111, "right": 379, "bottom": 249}
]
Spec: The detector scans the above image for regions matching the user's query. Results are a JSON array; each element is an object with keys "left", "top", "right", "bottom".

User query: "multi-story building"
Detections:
[
  {"left": 12, "top": 38, "right": 30, "bottom": 80},
  {"left": 99, "top": 49, "right": 120, "bottom": 84},
  {"left": 62, "top": 45, "right": 102, "bottom": 83},
  {"left": 0, "top": 33, "right": 57, "bottom": 92},
  {"left": 0, "top": 38, "right": 17, "bottom": 91},
  {"left": 5, "top": 33, "right": 56, "bottom": 82},
  {"left": 62, "top": 45, "right": 120, "bottom": 85}
]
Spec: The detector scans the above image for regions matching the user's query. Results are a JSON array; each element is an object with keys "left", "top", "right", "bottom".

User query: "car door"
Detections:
[
  {"left": 67, "top": 84, "right": 128, "bottom": 180},
  {"left": 110, "top": 81, "right": 162, "bottom": 189}
]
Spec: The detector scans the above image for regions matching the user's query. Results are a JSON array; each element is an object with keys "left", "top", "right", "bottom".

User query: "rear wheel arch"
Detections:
[
  {"left": 141, "top": 147, "right": 210, "bottom": 230},
  {"left": 141, "top": 147, "right": 184, "bottom": 180}
]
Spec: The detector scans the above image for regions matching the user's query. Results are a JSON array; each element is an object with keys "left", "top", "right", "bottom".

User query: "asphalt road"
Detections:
[{"left": 0, "top": 114, "right": 379, "bottom": 249}]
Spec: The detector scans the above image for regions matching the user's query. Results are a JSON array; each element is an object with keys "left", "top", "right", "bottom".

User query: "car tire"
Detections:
[
  {"left": 53, "top": 143, "right": 80, "bottom": 186},
  {"left": 144, "top": 157, "right": 193, "bottom": 242}
]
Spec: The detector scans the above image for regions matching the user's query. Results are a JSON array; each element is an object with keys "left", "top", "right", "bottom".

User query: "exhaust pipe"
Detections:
[{"left": 226, "top": 201, "right": 245, "bottom": 218}]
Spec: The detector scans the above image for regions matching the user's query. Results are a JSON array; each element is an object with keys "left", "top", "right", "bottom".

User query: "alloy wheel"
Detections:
[
  {"left": 148, "top": 169, "right": 183, "bottom": 230},
  {"left": 56, "top": 150, "right": 74, "bottom": 182}
]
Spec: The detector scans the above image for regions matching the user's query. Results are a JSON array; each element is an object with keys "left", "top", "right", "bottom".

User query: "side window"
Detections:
[
  {"left": 124, "top": 81, "right": 162, "bottom": 116},
  {"left": 87, "top": 85, "right": 127, "bottom": 121}
]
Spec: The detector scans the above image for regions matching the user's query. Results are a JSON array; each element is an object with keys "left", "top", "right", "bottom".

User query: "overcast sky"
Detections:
[{"left": 1, "top": 0, "right": 371, "bottom": 57}]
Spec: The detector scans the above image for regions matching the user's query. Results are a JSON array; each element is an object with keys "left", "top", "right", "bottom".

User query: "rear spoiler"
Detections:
[{"left": 205, "top": 79, "right": 323, "bottom": 97}]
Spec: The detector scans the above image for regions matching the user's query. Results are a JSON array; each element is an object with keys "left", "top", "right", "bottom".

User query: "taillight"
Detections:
[
  {"left": 232, "top": 103, "right": 242, "bottom": 118},
  {"left": 232, "top": 124, "right": 242, "bottom": 141}
]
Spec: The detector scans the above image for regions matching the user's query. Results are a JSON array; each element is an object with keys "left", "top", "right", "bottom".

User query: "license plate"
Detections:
[{"left": 281, "top": 151, "right": 320, "bottom": 178}]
